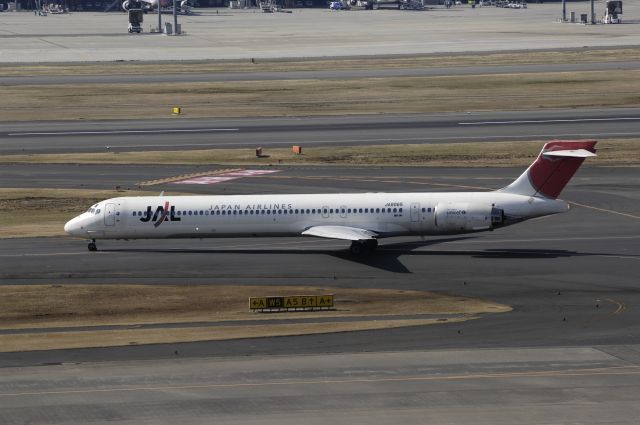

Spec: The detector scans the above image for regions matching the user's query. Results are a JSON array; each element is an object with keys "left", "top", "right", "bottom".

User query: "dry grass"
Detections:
[
  {"left": 0, "top": 315, "right": 478, "bottom": 352},
  {"left": 0, "top": 284, "right": 509, "bottom": 351},
  {"left": 2, "top": 48, "right": 640, "bottom": 76},
  {"left": 0, "top": 318, "right": 472, "bottom": 352},
  {"left": 2, "top": 70, "right": 640, "bottom": 121},
  {"left": 2, "top": 140, "right": 638, "bottom": 167},
  {"left": 0, "top": 284, "right": 508, "bottom": 328}
]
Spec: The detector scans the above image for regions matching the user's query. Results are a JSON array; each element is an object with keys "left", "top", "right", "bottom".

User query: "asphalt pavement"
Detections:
[{"left": 3, "top": 108, "right": 640, "bottom": 154}]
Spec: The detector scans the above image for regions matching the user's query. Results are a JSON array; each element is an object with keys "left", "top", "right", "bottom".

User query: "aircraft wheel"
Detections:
[
  {"left": 88, "top": 241, "right": 97, "bottom": 252},
  {"left": 365, "top": 239, "right": 378, "bottom": 252},
  {"left": 349, "top": 241, "right": 364, "bottom": 255}
]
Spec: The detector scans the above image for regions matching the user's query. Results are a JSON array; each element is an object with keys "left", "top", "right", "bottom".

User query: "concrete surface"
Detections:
[
  {"left": 2, "top": 346, "right": 640, "bottom": 424},
  {"left": 0, "top": 3, "right": 639, "bottom": 62}
]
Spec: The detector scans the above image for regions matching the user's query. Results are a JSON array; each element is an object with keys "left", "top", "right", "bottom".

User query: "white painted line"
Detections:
[
  {"left": 8, "top": 128, "right": 239, "bottom": 136},
  {"left": 173, "top": 169, "right": 281, "bottom": 185},
  {"left": 458, "top": 118, "right": 640, "bottom": 125}
]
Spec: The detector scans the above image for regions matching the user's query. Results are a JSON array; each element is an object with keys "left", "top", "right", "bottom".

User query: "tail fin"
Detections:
[{"left": 500, "top": 140, "right": 597, "bottom": 199}]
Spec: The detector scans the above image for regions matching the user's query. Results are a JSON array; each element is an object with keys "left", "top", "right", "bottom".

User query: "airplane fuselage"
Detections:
[{"left": 65, "top": 191, "right": 568, "bottom": 240}]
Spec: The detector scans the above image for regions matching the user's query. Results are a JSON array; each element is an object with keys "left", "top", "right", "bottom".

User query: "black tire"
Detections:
[
  {"left": 350, "top": 241, "right": 363, "bottom": 255},
  {"left": 88, "top": 242, "right": 97, "bottom": 252},
  {"left": 365, "top": 239, "right": 378, "bottom": 252}
]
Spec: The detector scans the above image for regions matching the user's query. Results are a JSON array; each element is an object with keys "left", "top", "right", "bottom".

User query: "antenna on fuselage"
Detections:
[{"left": 159, "top": 191, "right": 165, "bottom": 197}]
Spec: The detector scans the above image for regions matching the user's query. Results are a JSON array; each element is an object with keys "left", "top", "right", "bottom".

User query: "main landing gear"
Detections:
[
  {"left": 87, "top": 239, "right": 97, "bottom": 252},
  {"left": 349, "top": 239, "right": 378, "bottom": 255}
]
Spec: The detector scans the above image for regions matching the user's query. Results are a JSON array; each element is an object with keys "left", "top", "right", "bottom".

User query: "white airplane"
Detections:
[{"left": 64, "top": 140, "right": 597, "bottom": 254}]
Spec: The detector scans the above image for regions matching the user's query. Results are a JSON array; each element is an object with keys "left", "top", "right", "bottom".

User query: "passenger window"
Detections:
[
  {"left": 428, "top": 208, "right": 432, "bottom": 213},
  {"left": 399, "top": 208, "right": 403, "bottom": 212},
  {"left": 422, "top": 208, "right": 426, "bottom": 213},
  {"left": 393, "top": 208, "right": 397, "bottom": 213},
  {"left": 132, "top": 211, "right": 136, "bottom": 216},
  {"left": 95, "top": 209, "right": 100, "bottom": 214},
  {"left": 376, "top": 208, "right": 380, "bottom": 213}
]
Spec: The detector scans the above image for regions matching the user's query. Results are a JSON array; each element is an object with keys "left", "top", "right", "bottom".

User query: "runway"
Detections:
[{"left": 3, "top": 108, "right": 640, "bottom": 154}]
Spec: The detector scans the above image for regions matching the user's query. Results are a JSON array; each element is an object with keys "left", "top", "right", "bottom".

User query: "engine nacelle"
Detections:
[{"left": 434, "top": 202, "right": 504, "bottom": 232}]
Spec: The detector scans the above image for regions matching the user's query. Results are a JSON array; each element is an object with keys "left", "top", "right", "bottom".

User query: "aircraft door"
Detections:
[
  {"left": 322, "top": 206, "right": 329, "bottom": 218},
  {"left": 339, "top": 205, "right": 347, "bottom": 219},
  {"left": 104, "top": 203, "right": 116, "bottom": 226},
  {"left": 410, "top": 203, "right": 420, "bottom": 222}
]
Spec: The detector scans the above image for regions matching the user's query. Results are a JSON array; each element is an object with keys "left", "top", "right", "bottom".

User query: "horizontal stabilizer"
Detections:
[
  {"left": 542, "top": 149, "right": 597, "bottom": 158},
  {"left": 302, "top": 226, "right": 378, "bottom": 241}
]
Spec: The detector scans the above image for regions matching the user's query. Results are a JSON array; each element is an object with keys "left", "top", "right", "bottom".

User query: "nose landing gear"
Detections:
[{"left": 88, "top": 239, "right": 97, "bottom": 252}]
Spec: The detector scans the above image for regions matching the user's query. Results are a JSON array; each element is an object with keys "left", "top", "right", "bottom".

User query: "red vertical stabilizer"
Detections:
[{"left": 501, "top": 140, "right": 597, "bottom": 199}]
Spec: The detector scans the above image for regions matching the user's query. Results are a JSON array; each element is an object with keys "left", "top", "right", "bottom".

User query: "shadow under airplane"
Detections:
[{"left": 100, "top": 235, "right": 615, "bottom": 274}]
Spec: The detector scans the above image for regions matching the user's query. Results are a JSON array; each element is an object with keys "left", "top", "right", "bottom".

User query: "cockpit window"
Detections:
[{"left": 95, "top": 209, "right": 101, "bottom": 214}]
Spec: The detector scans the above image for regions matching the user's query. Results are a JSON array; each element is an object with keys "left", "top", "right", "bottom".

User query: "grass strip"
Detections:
[
  {"left": 2, "top": 70, "right": 640, "bottom": 121},
  {"left": 2, "top": 48, "right": 640, "bottom": 77},
  {"left": 0, "top": 284, "right": 509, "bottom": 351},
  {"left": 2, "top": 140, "right": 638, "bottom": 167}
]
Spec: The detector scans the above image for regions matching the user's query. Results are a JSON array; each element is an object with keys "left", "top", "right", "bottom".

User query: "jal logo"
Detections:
[{"left": 139, "top": 202, "right": 181, "bottom": 227}]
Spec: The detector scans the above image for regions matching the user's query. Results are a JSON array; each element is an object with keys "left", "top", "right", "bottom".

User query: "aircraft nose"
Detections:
[{"left": 64, "top": 217, "right": 81, "bottom": 236}]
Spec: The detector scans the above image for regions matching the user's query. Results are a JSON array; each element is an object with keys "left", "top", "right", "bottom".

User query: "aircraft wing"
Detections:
[{"left": 302, "top": 226, "right": 378, "bottom": 241}]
